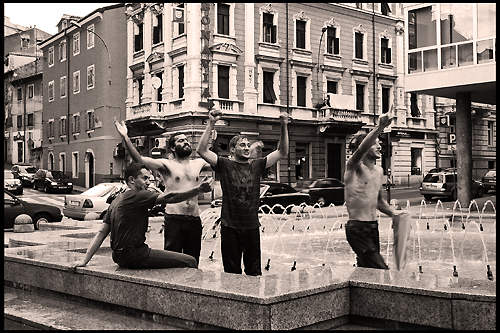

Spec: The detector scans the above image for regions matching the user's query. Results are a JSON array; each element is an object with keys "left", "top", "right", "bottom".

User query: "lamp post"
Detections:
[
  {"left": 316, "top": 26, "right": 327, "bottom": 90},
  {"left": 70, "top": 21, "right": 112, "bottom": 85}
]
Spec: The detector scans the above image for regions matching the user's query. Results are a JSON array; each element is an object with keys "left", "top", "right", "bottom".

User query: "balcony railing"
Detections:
[{"left": 319, "top": 108, "right": 361, "bottom": 122}]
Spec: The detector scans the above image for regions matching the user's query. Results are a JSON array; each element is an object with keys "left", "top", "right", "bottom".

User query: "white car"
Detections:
[{"left": 63, "top": 182, "right": 127, "bottom": 220}]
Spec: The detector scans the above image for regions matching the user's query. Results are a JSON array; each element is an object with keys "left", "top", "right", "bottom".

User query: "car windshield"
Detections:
[
  {"left": 21, "top": 166, "right": 38, "bottom": 173},
  {"left": 423, "top": 174, "right": 442, "bottom": 183},
  {"left": 48, "top": 171, "right": 68, "bottom": 179},
  {"left": 4, "top": 171, "right": 15, "bottom": 179},
  {"left": 484, "top": 170, "right": 496, "bottom": 177},
  {"left": 82, "top": 184, "right": 119, "bottom": 197}
]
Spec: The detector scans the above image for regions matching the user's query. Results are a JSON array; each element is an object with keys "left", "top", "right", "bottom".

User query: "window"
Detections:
[
  {"left": 27, "top": 113, "right": 34, "bottom": 127},
  {"left": 153, "top": 13, "right": 163, "bottom": 44},
  {"left": 355, "top": 32, "right": 364, "bottom": 59},
  {"left": 48, "top": 120, "right": 54, "bottom": 137},
  {"left": 48, "top": 46, "right": 54, "bottom": 67},
  {"left": 263, "top": 71, "right": 277, "bottom": 104},
  {"left": 355, "top": 83, "right": 365, "bottom": 111},
  {"left": 355, "top": 3, "right": 362, "bottom": 9},
  {"left": 87, "top": 65, "right": 95, "bottom": 90},
  {"left": 326, "top": 27, "right": 339, "bottom": 54},
  {"left": 218, "top": 65, "right": 230, "bottom": 99},
  {"left": 178, "top": 65, "right": 184, "bottom": 98},
  {"left": 134, "top": 23, "right": 143, "bottom": 52},
  {"left": 60, "top": 153, "right": 66, "bottom": 174},
  {"left": 48, "top": 80, "right": 54, "bottom": 101},
  {"left": 155, "top": 73, "right": 163, "bottom": 102},
  {"left": 60, "top": 76, "right": 67, "bottom": 98},
  {"left": 296, "top": 20, "right": 306, "bottom": 49},
  {"left": 28, "top": 84, "right": 34, "bottom": 98},
  {"left": 135, "top": 77, "right": 144, "bottom": 104},
  {"left": 60, "top": 117, "right": 67, "bottom": 137},
  {"left": 21, "top": 37, "right": 29, "bottom": 48},
  {"left": 327, "top": 80, "right": 337, "bottom": 94},
  {"left": 381, "top": 38, "right": 391, "bottom": 64},
  {"left": 263, "top": 13, "right": 276, "bottom": 43},
  {"left": 477, "top": 40, "right": 494, "bottom": 64},
  {"left": 411, "top": 148, "right": 423, "bottom": 175},
  {"left": 72, "top": 114, "right": 80, "bottom": 133},
  {"left": 440, "top": 4, "right": 473, "bottom": 45},
  {"left": 72, "top": 152, "right": 79, "bottom": 178},
  {"left": 73, "top": 32, "right": 80, "bottom": 55},
  {"left": 217, "top": 4, "right": 230, "bottom": 35},
  {"left": 73, "top": 71, "right": 80, "bottom": 94},
  {"left": 17, "top": 87, "right": 22, "bottom": 101},
  {"left": 381, "top": 3, "right": 391, "bottom": 16},
  {"left": 87, "top": 24, "right": 95, "bottom": 49},
  {"left": 59, "top": 40, "right": 66, "bottom": 62},
  {"left": 381, "top": 87, "right": 390, "bottom": 114},
  {"left": 487, "top": 121, "right": 495, "bottom": 146},
  {"left": 410, "top": 93, "right": 420, "bottom": 117},
  {"left": 176, "top": 4, "right": 185, "bottom": 35},
  {"left": 86, "top": 110, "right": 95, "bottom": 131},
  {"left": 17, "top": 142, "right": 23, "bottom": 163},
  {"left": 408, "top": 5, "right": 437, "bottom": 50},
  {"left": 17, "top": 115, "right": 23, "bottom": 129},
  {"left": 477, "top": 3, "right": 496, "bottom": 39},
  {"left": 297, "top": 76, "right": 307, "bottom": 107}
]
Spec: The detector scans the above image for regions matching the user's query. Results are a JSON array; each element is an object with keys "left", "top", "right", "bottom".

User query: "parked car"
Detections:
[
  {"left": 4, "top": 189, "right": 63, "bottom": 229},
  {"left": 11, "top": 164, "right": 38, "bottom": 187},
  {"left": 481, "top": 169, "right": 496, "bottom": 193},
  {"left": 63, "top": 182, "right": 127, "bottom": 220},
  {"left": 419, "top": 168, "right": 484, "bottom": 201},
  {"left": 211, "top": 181, "right": 310, "bottom": 214},
  {"left": 32, "top": 169, "right": 73, "bottom": 194},
  {"left": 4, "top": 170, "right": 23, "bottom": 195},
  {"left": 299, "top": 178, "right": 345, "bottom": 207}
]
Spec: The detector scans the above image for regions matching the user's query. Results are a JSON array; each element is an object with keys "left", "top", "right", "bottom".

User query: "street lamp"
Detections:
[
  {"left": 70, "top": 20, "right": 112, "bottom": 85},
  {"left": 316, "top": 26, "right": 328, "bottom": 90}
]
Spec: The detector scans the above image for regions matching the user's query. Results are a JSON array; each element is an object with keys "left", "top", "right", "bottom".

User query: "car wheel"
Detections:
[
  {"left": 44, "top": 185, "right": 50, "bottom": 193},
  {"left": 317, "top": 197, "right": 326, "bottom": 207},
  {"left": 476, "top": 187, "right": 484, "bottom": 198},
  {"left": 424, "top": 195, "right": 433, "bottom": 201},
  {"left": 33, "top": 213, "right": 51, "bottom": 230}
]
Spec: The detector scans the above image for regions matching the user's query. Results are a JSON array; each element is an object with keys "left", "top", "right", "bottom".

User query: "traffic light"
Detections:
[{"left": 379, "top": 132, "right": 391, "bottom": 157}]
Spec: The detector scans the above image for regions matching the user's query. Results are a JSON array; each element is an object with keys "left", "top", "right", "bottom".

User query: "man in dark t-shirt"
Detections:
[
  {"left": 198, "top": 110, "right": 289, "bottom": 275},
  {"left": 70, "top": 163, "right": 213, "bottom": 270}
]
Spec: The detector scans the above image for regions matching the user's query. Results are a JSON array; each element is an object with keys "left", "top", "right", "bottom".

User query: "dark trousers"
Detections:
[
  {"left": 220, "top": 225, "right": 262, "bottom": 276},
  {"left": 163, "top": 214, "right": 202, "bottom": 267},
  {"left": 345, "top": 220, "right": 389, "bottom": 269}
]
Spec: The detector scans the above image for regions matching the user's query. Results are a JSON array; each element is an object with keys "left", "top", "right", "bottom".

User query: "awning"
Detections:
[{"left": 326, "top": 94, "right": 356, "bottom": 110}]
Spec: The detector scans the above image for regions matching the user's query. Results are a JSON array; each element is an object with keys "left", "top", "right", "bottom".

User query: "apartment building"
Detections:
[{"left": 38, "top": 4, "right": 127, "bottom": 188}]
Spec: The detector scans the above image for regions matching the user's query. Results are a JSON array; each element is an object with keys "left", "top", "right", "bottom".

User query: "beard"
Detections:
[{"left": 174, "top": 144, "right": 192, "bottom": 158}]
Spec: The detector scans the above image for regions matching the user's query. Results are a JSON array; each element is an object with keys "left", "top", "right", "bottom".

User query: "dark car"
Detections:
[
  {"left": 211, "top": 181, "right": 310, "bottom": 214},
  {"left": 11, "top": 164, "right": 38, "bottom": 187},
  {"left": 4, "top": 189, "right": 63, "bottom": 229},
  {"left": 420, "top": 168, "right": 483, "bottom": 201},
  {"left": 4, "top": 170, "right": 23, "bottom": 195},
  {"left": 481, "top": 169, "right": 496, "bottom": 193},
  {"left": 33, "top": 169, "right": 73, "bottom": 194},
  {"left": 300, "top": 178, "right": 345, "bottom": 206}
]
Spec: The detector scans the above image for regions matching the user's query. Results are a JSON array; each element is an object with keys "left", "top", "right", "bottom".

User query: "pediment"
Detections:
[
  {"left": 210, "top": 43, "right": 243, "bottom": 56},
  {"left": 146, "top": 51, "right": 164, "bottom": 64}
]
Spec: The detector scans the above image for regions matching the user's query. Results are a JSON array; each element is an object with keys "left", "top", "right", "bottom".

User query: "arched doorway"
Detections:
[
  {"left": 48, "top": 152, "right": 55, "bottom": 170},
  {"left": 85, "top": 150, "right": 95, "bottom": 188}
]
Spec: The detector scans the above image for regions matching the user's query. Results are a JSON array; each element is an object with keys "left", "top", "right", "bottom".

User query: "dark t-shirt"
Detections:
[
  {"left": 215, "top": 157, "right": 267, "bottom": 229},
  {"left": 103, "top": 189, "right": 160, "bottom": 265}
]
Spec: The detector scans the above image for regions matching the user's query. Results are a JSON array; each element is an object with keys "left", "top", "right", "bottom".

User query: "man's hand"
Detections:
[
  {"left": 279, "top": 112, "right": 290, "bottom": 126},
  {"left": 208, "top": 109, "right": 222, "bottom": 124},
  {"left": 199, "top": 177, "right": 214, "bottom": 193},
  {"left": 378, "top": 111, "right": 392, "bottom": 129},
  {"left": 114, "top": 117, "right": 128, "bottom": 138}
]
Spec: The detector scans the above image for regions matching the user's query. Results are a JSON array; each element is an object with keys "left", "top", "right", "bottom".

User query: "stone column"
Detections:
[
  {"left": 243, "top": 3, "right": 258, "bottom": 114},
  {"left": 125, "top": 7, "right": 135, "bottom": 118},
  {"left": 394, "top": 21, "right": 406, "bottom": 127},
  {"left": 185, "top": 3, "right": 202, "bottom": 111},
  {"left": 162, "top": 4, "right": 173, "bottom": 114},
  {"left": 456, "top": 92, "right": 472, "bottom": 206},
  {"left": 142, "top": 7, "right": 153, "bottom": 104}
]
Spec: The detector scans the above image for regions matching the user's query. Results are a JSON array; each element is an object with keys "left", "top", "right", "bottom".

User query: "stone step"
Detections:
[{"left": 4, "top": 287, "right": 184, "bottom": 330}]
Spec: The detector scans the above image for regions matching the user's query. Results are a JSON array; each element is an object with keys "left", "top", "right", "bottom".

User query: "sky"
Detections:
[{"left": 4, "top": 3, "right": 117, "bottom": 35}]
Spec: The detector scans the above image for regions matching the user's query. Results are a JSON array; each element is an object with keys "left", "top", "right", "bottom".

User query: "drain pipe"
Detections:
[{"left": 286, "top": 3, "right": 291, "bottom": 185}]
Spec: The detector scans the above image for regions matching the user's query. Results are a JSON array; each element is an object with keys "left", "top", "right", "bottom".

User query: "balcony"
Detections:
[
  {"left": 127, "top": 101, "right": 168, "bottom": 120},
  {"left": 319, "top": 108, "right": 361, "bottom": 122}
]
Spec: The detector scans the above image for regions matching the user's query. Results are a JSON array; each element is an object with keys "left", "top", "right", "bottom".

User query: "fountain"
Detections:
[{"left": 4, "top": 200, "right": 496, "bottom": 330}]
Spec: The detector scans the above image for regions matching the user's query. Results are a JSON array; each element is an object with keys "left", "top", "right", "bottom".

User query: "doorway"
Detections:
[
  {"left": 327, "top": 143, "right": 342, "bottom": 180},
  {"left": 85, "top": 151, "right": 95, "bottom": 188}
]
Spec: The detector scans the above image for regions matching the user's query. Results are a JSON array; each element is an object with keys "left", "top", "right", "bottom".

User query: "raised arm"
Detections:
[
  {"left": 197, "top": 110, "right": 221, "bottom": 168},
  {"left": 346, "top": 108, "right": 392, "bottom": 170},
  {"left": 114, "top": 118, "right": 166, "bottom": 172},
  {"left": 265, "top": 112, "right": 289, "bottom": 168},
  {"left": 156, "top": 177, "right": 214, "bottom": 205},
  {"left": 69, "top": 222, "right": 111, "bottom": 270}
]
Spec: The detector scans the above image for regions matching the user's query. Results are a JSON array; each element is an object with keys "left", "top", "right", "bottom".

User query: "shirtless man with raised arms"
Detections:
[
  {"left": 344, "top": 109, "right": 405, "bottom": 269},
  {"left": 114, "top": 119, "right": 213, "bottom": 267}
]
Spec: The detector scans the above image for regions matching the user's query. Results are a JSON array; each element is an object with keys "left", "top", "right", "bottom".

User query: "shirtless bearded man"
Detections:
[
  {"left": 114, "top": 119, "right": 212, "bottom": 267},
  {"left": 344, "top": 110, "right": 405, "bottom": 269}
]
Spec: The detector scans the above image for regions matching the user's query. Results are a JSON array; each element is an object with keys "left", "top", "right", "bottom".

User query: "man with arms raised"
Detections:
[
  {"left": 344, "top": 110, "right": 405, "bottom": 269},
  {"left": 197, "top": 110, "right": 289, "bottom": 276},
  {"left": 114, "top": 119, "right": 212, "bottom": 267}
]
